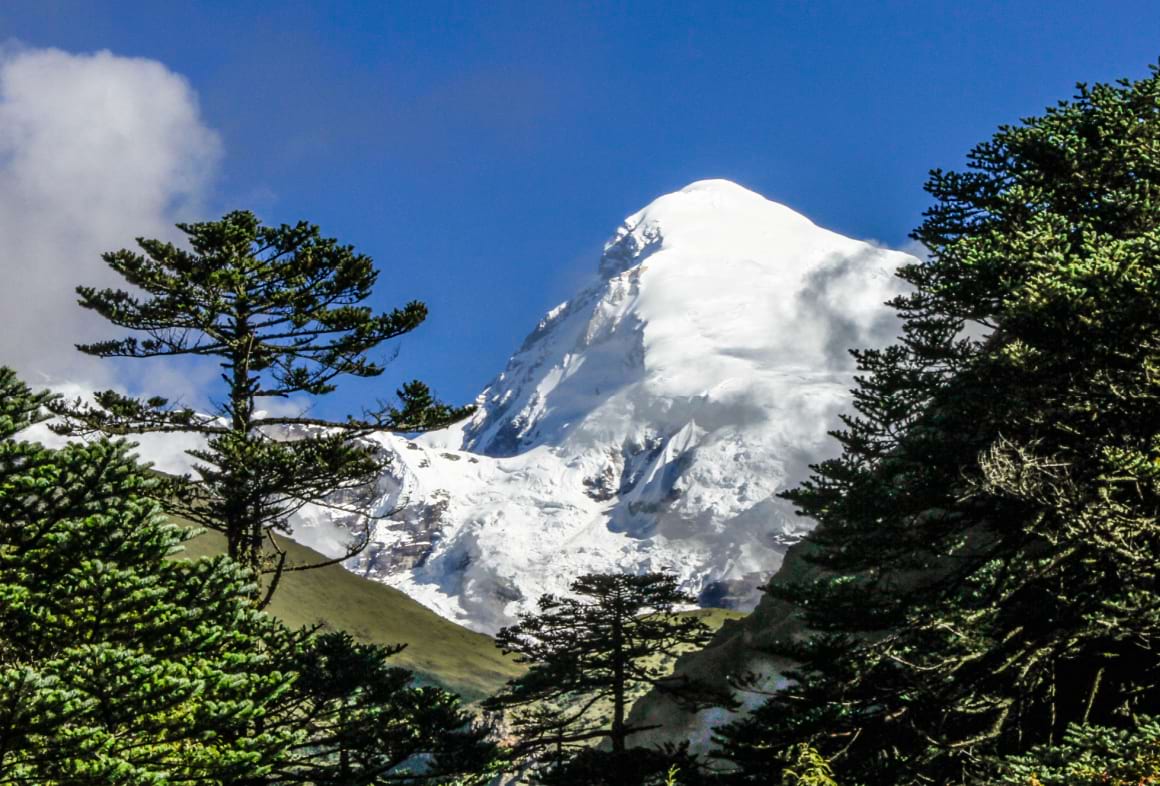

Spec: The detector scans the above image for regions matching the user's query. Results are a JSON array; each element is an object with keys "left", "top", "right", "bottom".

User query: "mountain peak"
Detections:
[
  {"left": 598, "top": 179, "right": 816, "bottom": 279},
  {"left": 296, "top": 183, "right": 918, "bottom": 633},
  {"left": 678, "top": 177, "right": 754, "bottom": 193}
]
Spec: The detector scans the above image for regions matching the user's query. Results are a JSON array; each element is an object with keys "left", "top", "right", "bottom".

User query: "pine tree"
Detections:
[
  {"left": 0, "top": 366, "right": 297, "bottom": 782},
  {"left": 50, "top": 211, "right": 471, "bottom": 605},
  {"left": 715, "top": 66, "right": 1160, "bottom": 784},
  {"left": 256, "top": 629, "right": 498, "bottom": 786},
  {"left": 0, "top": 366, "right": 497, "bottom": 784},
  {"left": 484, "top": 573, "right": 723, "bottom": 785},
  {"left": 998, "top": 717, "right": 1160, "bottom": 785}
]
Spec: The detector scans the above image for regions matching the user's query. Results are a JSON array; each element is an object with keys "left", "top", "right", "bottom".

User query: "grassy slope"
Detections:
[
  {"left": 173, "top": 523, "right": 745, "bottom": 707},
  {"left": 173, "top": 525, "right": 523, "bottom": 701}
]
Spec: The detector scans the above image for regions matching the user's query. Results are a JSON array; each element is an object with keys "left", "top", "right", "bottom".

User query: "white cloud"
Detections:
[
  {"left": 0, "top": 45, "right": 222, "bottom": 471},
  {"left": 0, "top": 44, "right": 220, "bottom": 391}
]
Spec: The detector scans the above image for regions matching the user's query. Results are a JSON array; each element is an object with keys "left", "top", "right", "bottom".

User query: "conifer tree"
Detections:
[
  {"left": 260, "top": 630, "right": 499, "bottom": 785},
  {"left": 715, "top": 66, "right": 1160, "bottom": 784},
  {"left": 0, "top": 367, "right": 497, "bottom": 784},
  {"left": 0, "top": 366, "right": 297, "bottom": 781},
  {"left": 484, "top": 573, "right": 723, "bottom": 785},
  {"left": 998, "top": 717, "right": 1160, "bottom": 785},
  {"left": 50, "top": 211, "right": 471, "bottom": 605}
]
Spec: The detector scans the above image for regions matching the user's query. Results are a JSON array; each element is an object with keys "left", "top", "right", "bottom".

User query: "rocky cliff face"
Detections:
[{"left": 291, "top": 179, "right": 913, "bottom": 634}]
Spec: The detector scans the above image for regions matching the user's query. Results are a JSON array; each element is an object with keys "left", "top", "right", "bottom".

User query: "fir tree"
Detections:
[
  {"left": 0, "top": 366, "right": 296, "bottom": 782},
  {"left": 998, "top": 717, "right": 1160, "bottom": 785},
  {"left": 484, "top": 573, "right": 723, "bottom": 785},
  {"left": 258, "top": 630, "right": 498, "bottom": 785},
  {"left": 50, "top": 211, "right": 471, "bottom": 605},
  {"left": 715, "top": 66, "right": 1160, "bottom": 784},
  {"left": 0, "top": 367, "right": 496, "bottom": 784}
]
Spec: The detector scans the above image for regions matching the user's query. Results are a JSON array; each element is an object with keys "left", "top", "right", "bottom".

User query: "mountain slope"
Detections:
[
  {"left": 293, "top": 179, "right": 915, "bottom": 634},
  {"left": 174, "top": 526, "right": 523, "bottom": 701}
]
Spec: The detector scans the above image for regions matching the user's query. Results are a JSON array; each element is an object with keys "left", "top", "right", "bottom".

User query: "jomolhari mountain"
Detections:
[{"left": 295, "top": 179, "right": 913, "bottom": 633}]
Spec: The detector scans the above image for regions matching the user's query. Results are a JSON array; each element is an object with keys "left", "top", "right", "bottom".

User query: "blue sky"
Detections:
[{"left": 3, "top": 1, "right": 1159, "bottom": 415}]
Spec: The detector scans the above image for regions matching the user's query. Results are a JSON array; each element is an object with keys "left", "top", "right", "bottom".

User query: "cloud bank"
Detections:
[
  {"left": 0, "top": 45, "right": 220, "bottom": 388},
  {"left": 0, "top": 45, "right": 222, "bottom": 471}
]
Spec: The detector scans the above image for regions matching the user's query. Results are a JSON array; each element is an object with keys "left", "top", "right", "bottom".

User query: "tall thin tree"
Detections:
[
  {"left": 485, "top": 573, "right": 727, "bottom": 785},
  {"left": 52, "top": 210, "right": 471, "bottom": 606}
]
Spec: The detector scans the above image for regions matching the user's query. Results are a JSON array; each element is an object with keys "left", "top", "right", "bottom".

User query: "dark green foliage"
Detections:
[
  {"left": 485, "top": 573, "right": 724, "bottom": 785},
  {"left": 0, "top": 368, "right": 495, "bottom": 784},
  {"left": 534, "top": 746, "right": 707, "bottom": 786},
  {"left": 715, "top": 66, "right": 1160, "bottom": 784},
  {"left": 997, "top": 717, "right": 1160, "bottom": 785},
  {"left": 260, "top": 630, "right": 498, "bottom": 785},
  {"left": 0, "top": 366, "right": 296, "bottom": 782},
  {"left": 50, "top": 211, "right": 471, "bottom": 604},
  {"left": 175, "top": 526, "right": 526, "bottom": 702}
]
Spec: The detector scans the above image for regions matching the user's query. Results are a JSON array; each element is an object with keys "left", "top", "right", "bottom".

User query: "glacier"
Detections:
[{"left": 291, "top": 179, "right": 916, "bottom": 634}]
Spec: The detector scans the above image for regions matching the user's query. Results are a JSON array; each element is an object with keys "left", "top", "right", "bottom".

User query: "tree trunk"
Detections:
[
  {"left": 611, "top": 591, "right": 626, "bottom": 755},
  {"left": 228, "top": 319, "right": 262, "bottom": 583}
]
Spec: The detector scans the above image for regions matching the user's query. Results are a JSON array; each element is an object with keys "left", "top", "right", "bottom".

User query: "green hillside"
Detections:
[
  {"left": 172, "top": 524, "right": 743, "bottom": 706},
  {"left": 172, "top": 525, "right": 523, "bottom": 701}
]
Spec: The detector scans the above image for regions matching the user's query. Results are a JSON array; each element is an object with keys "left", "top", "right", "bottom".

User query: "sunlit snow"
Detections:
[{"left": 292, "top": 180, "right": 915, "bottom": 634}]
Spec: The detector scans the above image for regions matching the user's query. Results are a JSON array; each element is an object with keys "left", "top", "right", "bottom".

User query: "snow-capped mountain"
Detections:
[{"left": 293, "top": 179, "right": 915, "bottom": 634}]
